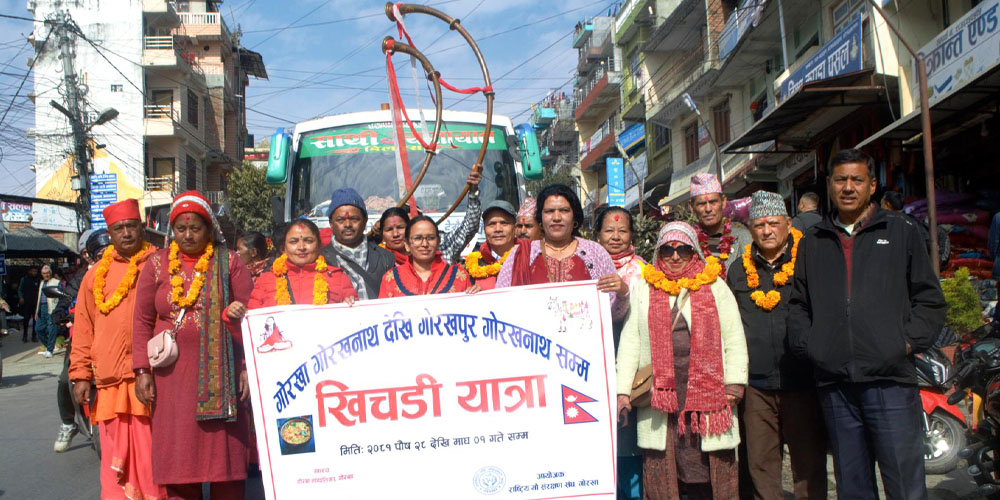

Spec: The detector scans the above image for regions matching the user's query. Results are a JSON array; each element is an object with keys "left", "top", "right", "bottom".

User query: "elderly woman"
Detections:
[
  {"left": 236, "top": 232, "right": 270, "bottom": 283},
  {"left": 379, "top": 215, "right": 475, "bottom": 297},
  {"left": 377, "top": 207, "right": 410, "bottom": 266},
  {"left": 249, "top": 219, "right": 356, "bottom": 310},
  {"left": 34, "top": 264, "right": 64, "bottom": 358},
  {"left": 496, "top": 184, "right": 627, "bottom": 317},
  {"left": 616, "top": 221, "right": 748, "bottom": 500},
  {"left": 132, "top": 191, "right": 254, "bottom": 500}
]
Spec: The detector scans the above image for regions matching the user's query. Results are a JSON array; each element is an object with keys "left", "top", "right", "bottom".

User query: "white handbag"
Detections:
[{"left": 147, "top": 309, "right": 185, "bottom": 368}]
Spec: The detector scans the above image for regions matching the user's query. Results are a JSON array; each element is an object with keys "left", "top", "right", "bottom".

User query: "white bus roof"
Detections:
[{"left": 292, "top": 109, "right": 515, "bottom": 137}]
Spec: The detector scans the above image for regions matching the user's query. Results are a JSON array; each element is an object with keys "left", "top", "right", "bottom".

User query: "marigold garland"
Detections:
[
  {"left": 169, "top": 241, "right": 213, "bottom": 308},
  {"left": 272, "top": 254, "right": 330, "bottom": 305},
  {"left": 696, "top": 219, "right": 736, "bottom": 261},
  {"left": 742, "top": 226, "right": 803, "bottom": 311},
  {"left": 641, "top": 256, "right": 723, "bottom": 295},
  {"left": 93, "top": 242, "right": 152, "bottom": 314},
  {"left": 465, "top": 248, "right": 512, "bottom": 279}
]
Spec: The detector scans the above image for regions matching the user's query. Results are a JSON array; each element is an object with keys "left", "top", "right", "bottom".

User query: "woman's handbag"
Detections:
[
  {"left": 147, "top": 309, "right": 186, "bottom": 368},
  {"left": 629, "top": 289, "right": 690, "bottom": 408}
]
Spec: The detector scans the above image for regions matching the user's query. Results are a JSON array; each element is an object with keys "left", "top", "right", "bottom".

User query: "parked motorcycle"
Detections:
[
  {"left": 916, "top": 346, "right": 969, "bottom": 474},
  {"left": 947, "top": 322, "right": 1000, "bottom": 498}
]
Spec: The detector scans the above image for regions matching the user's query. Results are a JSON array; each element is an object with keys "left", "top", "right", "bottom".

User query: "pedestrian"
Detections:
[
  {"left": 319, "top": 187, "right": 395, "bottom": 300},
  {"left": 788, "top": 149, "right": 946, "bottom": 500},
  {"left": 496, "top": 185, "right": 627, "bottom": 312},
  {"left": 881, "top": 190, "right": 933, "bottom": 257},
  {"left": 791, "top": 192, "right": 822, "bottom": 231},
  {"left": 132, "top": 191, "right": 254, "bottom": 500},
  {"left": 726, "top": 191, "right": 827, "bottom": 500},
  {"left": 616, "top": 221, "right": 748, "bottom": 500},
  {"left": 249, "top": 218, "right": 356, "bottom": 309},
  {"left": 464, "top": 200, "right": 518, "bottom": 290},
  {"left": 34, "top": 264, "right": 63, "bottom": 358},
  {"left": 18, "top": 266, "right": 39, "bottom": 342},
  {"left": 593, "top": 204, "right": 646, "bottom": 500},
  {"left": 378, "top": 216, "right": 477, "bottom": 297},
  {"left": 688, "top": 173, "right": 752, "bottom": 277},
  {"left": 69, "top": 199, "right": 165, "bottom": 499},
  {"left": 378, "top": 207, "right": 410, "bottom": 266},
  {"left": 514, "top": 196, "right": 542, "bottom": 241},
  {"left": 236, "top": 232, "right": 270, "bottom": 282}
]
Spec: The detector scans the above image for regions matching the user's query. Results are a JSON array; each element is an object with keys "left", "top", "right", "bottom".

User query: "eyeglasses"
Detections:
[
  {"left": 409, "top": 234, "right": 439, "bottom": 244},
  {"left": 659, "top": 245, "right": 695, "bottom": 259}
]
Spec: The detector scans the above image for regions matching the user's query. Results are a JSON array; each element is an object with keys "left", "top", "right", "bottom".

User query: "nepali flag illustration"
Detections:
[{"left": 562, "top": 385, "right": 598, "bottom": 424}]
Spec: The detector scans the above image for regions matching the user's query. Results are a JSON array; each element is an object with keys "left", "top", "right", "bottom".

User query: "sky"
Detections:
[{"left": 0, "top": 0, "right": 621, "bottom": 198}]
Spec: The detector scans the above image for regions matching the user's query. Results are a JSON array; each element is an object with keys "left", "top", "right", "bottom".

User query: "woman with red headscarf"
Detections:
[
  {"left": 132, "top": 191, "right": 254, "bottom": 500},
  {"left": 615, "top": 221, "right": 747, "bottom": 500}
]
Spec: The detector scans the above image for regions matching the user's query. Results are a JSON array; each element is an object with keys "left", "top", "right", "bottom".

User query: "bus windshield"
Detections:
[{"left": 291, "top": 122, "right": 519, "bottom": 220}]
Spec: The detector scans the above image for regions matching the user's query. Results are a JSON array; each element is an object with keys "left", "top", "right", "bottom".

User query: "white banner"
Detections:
[{"left": 242, "top": 281, "right": 618, "bottom": 500}]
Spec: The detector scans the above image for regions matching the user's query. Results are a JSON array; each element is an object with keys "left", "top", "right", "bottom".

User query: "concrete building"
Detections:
[{"left": 28, "top": 0, "right": 266, "bottom": 229}]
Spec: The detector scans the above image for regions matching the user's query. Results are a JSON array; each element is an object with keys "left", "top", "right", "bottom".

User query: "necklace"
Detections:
[
  {"left": 465, "top": 247, "right": 512, "bottom": 279},
  {"left": 168, "top": 241, "right": 214, "bottom": 308},
  {"left": 742, "top": 227, "right": 803, "bottom": 311},
  {"left": 93, "top": 242, "right": 152, "bottom": 314},
  {"left": 696, "top": 219, "right": 735, "bottom": 261},
  {"left": 544, "top": 239, "right": 576, "bottom": 253},
  {"left": 642, "top": 256, "right": 722, "bottom": 295},
  {"left": 272, "top": 254, "right": 330, "bottom": 305}
]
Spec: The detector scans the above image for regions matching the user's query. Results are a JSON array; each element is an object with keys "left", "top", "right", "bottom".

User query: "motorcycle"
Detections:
[
  {"left": 42, "top": 285, "right": 100, "bottom": 456},
  {"left": 916, "top": 346, "right": 969, "bottom": 474},
  {"left": 947, "top": 322, "right": 1000, "bottom": 498}
]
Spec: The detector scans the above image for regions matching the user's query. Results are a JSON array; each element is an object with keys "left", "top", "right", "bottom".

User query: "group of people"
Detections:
[{"left": 63, "top": 148, "right": 943, "bottom": 500}]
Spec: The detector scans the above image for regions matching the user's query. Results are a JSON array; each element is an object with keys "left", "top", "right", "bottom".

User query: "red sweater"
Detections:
[{"left": 248, "top": 259, "right": 357, "bottom": 308}]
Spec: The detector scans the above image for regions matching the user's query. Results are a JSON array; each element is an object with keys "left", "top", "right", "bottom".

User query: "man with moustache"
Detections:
[
  {"left": 787, "top": 149, "right": 945, "bottom": 500},
  {"left": 319, "top": 188, "right": 395, "bottom": 300},
  {"left": 688, "top": 173, "right": 752, "bottom": 277},
  {"left": 514, "top": 197, "right": 542, "bottom": 241}
]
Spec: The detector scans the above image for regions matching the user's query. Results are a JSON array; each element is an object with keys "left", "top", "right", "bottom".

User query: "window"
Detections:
[
  {"left": 187, "top": 90, "right": 198, "bottom": 127},
  {"left": 654, "top": 124, "right": 670, "bottom": 150},
  {"left": 684, "top": 123, "right": 700, "bottom": 165},
  {"left": 148, "top": 90, "right": 172, "bottom": 118},
  {"left": 185, "top": 155, "right": 197, "bottom": 190},
  {"left": 712, "top": 101, "right": 731, "bottom": 145},
  {"left": 110, "top": 84, "right": 123, "bottom": 92},
  {"left": 151, "top": 158, "right": 174, "bottom": 178}
]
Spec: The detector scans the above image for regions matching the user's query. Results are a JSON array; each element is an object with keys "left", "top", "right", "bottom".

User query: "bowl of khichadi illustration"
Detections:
[{"left": 277, "top": 416, "right": 315, "bottom": 455}]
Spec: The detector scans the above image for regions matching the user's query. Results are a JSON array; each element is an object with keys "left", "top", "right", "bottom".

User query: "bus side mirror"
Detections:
[
  {"left": 266, "top": 128, "right": 291, "bottom": 184},
  {"left": 515, "top": 123, "right": 543, "bottom": 180}
]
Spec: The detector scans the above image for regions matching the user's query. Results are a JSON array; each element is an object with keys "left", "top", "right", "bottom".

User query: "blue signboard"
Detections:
[
  {"left": 618, "top": 123, "right": 646, "bottom": 156},
  {"left": 780, "top": 15, "right": 863, "bottom": 100},
  {"left": 0, "top": 254, "right": 6, "bottom": 276},
  {"left": 90, "top": 173, "right": 118, "bottom": 229},
  {"left": 606, "top": 158, "right": 626, "bottom": 207}
]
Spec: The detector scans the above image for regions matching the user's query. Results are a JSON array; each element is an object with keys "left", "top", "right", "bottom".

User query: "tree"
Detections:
[{"left": 227, "top": 162, "right": 284, "bottom": 233}]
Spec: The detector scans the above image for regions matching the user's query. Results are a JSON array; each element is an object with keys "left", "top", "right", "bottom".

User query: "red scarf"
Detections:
[
  {"left": 477, "top": 242, "right": 498, "bottom": 264},
  {"left": 509, "top": 239, "right": 535, "bottom": 287},
  {"left": 610, "top": 246, "right": 636, "bottom": 270},
  {"left": 389, "top": 247, "right": 408, "bottom": 266},
  {"left": 648, "top": 257, "right": 732, "bottom": 435}
]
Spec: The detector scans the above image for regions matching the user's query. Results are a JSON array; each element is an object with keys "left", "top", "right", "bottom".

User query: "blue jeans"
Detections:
[
  {"left": 35, "top": 302, "right": 58, "bottom": 353},
  {"left": 819, "top": 381, "right": 926, "bottom": 500}
]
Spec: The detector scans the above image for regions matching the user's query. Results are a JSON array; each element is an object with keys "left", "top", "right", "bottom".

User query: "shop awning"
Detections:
[
  {"left": 856, "top": 59, "right": 1000, "bottom": 148},
  {"left": 3, "top": 227, "right": 76, "bottom": 258},
  {"left": 725, "top": 70, "right": 888, "bottom": 152}
]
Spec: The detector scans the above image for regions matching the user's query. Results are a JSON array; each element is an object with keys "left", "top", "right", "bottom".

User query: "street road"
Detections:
[{"left": 0, "top": 330, "right": 987, "bottom": 499}]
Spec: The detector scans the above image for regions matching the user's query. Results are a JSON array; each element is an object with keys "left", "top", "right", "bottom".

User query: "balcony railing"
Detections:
[
  {"left": 143, "top": 35, "right": 174, "bottom": 50},
  {"left": 178, "top": 12, "right": 220, "bottom": 24},
  {"left": 144, "top": 104, "right": 174, "bottom": 119},
  {"left": 145, "top": 175, "right": 176, "bottom": 192},
  {"left": 205, "top": 191, "right": 225, "bottom": 204}
]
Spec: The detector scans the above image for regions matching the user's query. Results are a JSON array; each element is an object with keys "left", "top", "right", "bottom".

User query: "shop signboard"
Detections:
[
  {"left": 913, "top": 0, "right": 1000, "bottom": 106},
  {"left": 242, "top": 282, "right": 617, "bottom": 500},
  {"left": 90, "top": 173, "right": 118, "bottom": 229},
  {"left": 606, "top": 158, "right": 626, "bottom": 207},
  {"left": 617, "top": 123, "right": 646, "bottom": 156},
  {"left": 31, "top": 203, "right": 78, "bottom": 232},
  {"left": 780, "top": 15, "right": 863, "bottom": 100},
  {"left": 1, "top": 200, "right": 32, "bottom": 223},
  {"left": 624, "top": 151, "right": 648, "bottom": 190}
]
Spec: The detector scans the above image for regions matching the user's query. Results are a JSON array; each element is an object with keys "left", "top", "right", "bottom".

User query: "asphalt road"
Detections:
[{"left": 0, "top": 330, "right": 987, "bottom": 499}]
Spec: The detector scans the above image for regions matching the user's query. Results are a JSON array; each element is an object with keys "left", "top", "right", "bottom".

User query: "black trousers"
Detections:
[
  {"left": 819, "top": 381, "right": 926, "bottom": 500},
  {"left": 57, "top": 343, "right": 75, "bottom": 426}
]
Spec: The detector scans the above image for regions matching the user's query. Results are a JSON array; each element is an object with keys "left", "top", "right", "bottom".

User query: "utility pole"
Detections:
[{"left": 51, "top": 10, "right": 91, "bottom": 231}]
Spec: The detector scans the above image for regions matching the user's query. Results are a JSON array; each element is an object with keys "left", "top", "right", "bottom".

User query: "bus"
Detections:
[{"left": 265, "top": 109, "right": 542, "bottom": 252}]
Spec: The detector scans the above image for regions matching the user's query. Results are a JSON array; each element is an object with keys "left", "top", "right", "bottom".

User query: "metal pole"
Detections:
[
  {"left": 54, "top": 12, "right": 91, "bottom": 231},
  {"left": 700, "top": 113, "right": 724, "bottom": 183},
  {"left": 867, "top": 0, "right": 939, "bottom": 275},
  {"left": 777, "top": 0, "right": 790, "bottom": 71}
]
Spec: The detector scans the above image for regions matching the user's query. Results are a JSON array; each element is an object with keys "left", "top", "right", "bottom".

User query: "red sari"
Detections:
[
  {"left": 248, "top": 260, "right": 357, "bottom": 309},
  {"left": 379, "top": 255, "right": 471, "bottom": 297}
]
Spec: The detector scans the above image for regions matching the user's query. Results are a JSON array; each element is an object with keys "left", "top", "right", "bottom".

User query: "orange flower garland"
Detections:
[
  {"left": 742, "top": 226, "right": 803, "bottom": 311},
  {"left": 169, "top": 241, "right": 214, "bottom": 308},
  {"left": 465, "top": 248, "right": 512, "bottom": 279},
  {"left": 641, "top": 256, "right": 723, "bottom": 295},
  {"left": 93, "top": 242, "right": 152, "bottom": 314},
  {"left": 272, "top": 254, "right": 330, "bottom": 305}
]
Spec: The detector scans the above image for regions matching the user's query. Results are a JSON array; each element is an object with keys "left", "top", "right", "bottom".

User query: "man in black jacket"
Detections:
[
  {"left": 788, "top": 149, "right": 945, "bottom": 500},
  {"left": 727, "top": 191, "right": 827, "bottom": 500},
  {"left": 319, "top": 187, "right": 395, "bottom": 300}
]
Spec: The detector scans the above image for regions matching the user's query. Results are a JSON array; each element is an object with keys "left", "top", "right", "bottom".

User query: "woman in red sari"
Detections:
[
  {"left": 249, "top": 218, "right": 356, "bottom": 311},
  {"left": 379, "top": 215, "right": 477, "bottom": 297},
  {"left": 132, "top": 191, "right": 253, "bottom": 500},
  {"left": 378, "top": 207, "right": 410, "bottom": 266}
]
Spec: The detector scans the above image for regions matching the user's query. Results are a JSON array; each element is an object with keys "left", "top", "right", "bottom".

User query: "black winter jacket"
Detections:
[
  {"left": 787, "top": 206, "right": 946, "bottom": 386},
  {"left": 727, "top": 239, "right": 814, "bottom": 391}
]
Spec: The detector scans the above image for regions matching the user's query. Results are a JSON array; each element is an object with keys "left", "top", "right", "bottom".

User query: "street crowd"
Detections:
[{"left": 33, "top": 147, "right": 944, "bottom": 500}]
